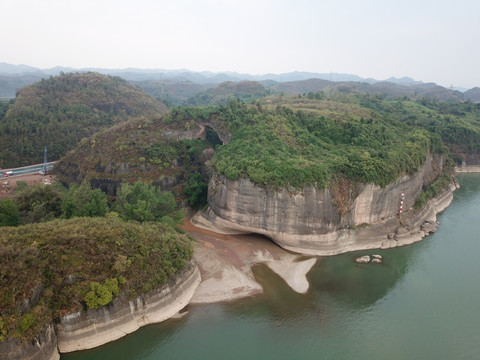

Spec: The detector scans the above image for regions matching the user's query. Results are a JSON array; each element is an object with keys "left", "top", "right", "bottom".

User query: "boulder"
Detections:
[{"left": 355, "top": 255, "right": 371, "bottom": 264}]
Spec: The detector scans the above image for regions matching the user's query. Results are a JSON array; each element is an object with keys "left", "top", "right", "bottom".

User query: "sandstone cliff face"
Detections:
[
  {"left": 352, "top": 153, "right": 443, "bottom": 225},
  {"left": 0, "top": 263, "right": 200, "bottom": 359},
  {"left": 193, "top": 154, "right": 450, "bottom": 255},
  {"left": 56, "top": 262, "right": 201, "bottom": 353},
  {"left": 0, "top": 324, "right": 59, "bottom": 360}
]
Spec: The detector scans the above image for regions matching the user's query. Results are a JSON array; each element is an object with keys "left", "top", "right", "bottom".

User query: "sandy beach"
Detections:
[{"left": 181, "top": 221, "right": 318, "bottom": 304}]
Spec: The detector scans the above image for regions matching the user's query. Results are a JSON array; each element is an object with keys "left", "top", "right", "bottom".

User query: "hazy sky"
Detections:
[{"left": 2, "top": 0, "right": 479, "bottom": 88}]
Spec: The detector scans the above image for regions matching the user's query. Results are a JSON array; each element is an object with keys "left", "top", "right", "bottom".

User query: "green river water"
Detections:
[{"left": 63, "top": 174, "right": 480, "bottom": 360}]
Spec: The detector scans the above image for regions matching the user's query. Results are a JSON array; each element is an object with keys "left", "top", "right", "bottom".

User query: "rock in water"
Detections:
[
  {"left": 372, "top": 254, "right": 383, "bottom": 260},
  {"left": 355, "top": 255, "right": 371, "bottom": 263},
  {"left": 371, "top": 258, "right": 382, "bottom": 264}
]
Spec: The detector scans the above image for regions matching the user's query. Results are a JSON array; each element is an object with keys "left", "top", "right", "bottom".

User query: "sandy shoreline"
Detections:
[
  {"left": 455, "top": 165, "right": 480, "bottom": 173},
  {"left": 181, "top": 221, "right": 318, "bottom": 304}
]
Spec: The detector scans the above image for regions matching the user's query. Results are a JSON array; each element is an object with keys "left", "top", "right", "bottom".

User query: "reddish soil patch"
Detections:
[{"left": 0, "top": 174, "right": 56, "bottom": 198}]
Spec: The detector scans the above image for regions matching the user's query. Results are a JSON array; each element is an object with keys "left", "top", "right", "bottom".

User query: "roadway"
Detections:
[{"left": 0, "top": 162, "right": 56, "bottom": 179}]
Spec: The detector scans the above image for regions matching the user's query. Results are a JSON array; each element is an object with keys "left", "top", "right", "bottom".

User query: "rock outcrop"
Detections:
[
  {"left": 192, "top": 154, "right": 457, "bottom": 255},
  {"left": 0, "top": 324, "right": 59, "bottom": 360},
  {"left": 355, "top": 256, "right": 371, "bottom": 264},
  {"left": 355, "top": 254, "right": 383, "bottom": 264},
  {"left": 0, "top": 263, "right": 201, "bottom": 359},
  {"left": 56, "top": 262, "right": 201, "bottom": 353}
]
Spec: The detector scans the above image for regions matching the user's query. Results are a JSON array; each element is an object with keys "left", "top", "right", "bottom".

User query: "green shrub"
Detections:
[
  {"left": 18, "top": 313, "right": 36, "bottom": 333},
  {"left": 414, "top": 172, "right": 452, "bottom": 209},
  {"left": 62, "top": 181, "right": 108, "bottom": 219},
  {"left": 184, "top": 172, "right": 208, "bottom": 209},
  {"left": 0, "top": 316, "right": 7, "bottom": 341},
  {"left": 84, "top": 282, "right": 114, "bottom": 309},
  {"left": 213, "top": 103, "right": 437, "bottom": 188},
  {"left": 114, "top": 181, "right": 182, "bottom": 223},
  {"left": 104, "top": 278, "right": 119, "bottom": 297},
  {"left": 0, "top": 198, "right": 20, "bottom": 227},
  {"left": 15, "top": 184, "right": 63, "bottom": 224}
]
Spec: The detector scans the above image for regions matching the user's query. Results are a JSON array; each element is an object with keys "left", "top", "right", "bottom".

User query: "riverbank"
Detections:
[
  {"left": 181, "top": 221, "right": 317, "bottom": 303},
  {"left": 52, "top": 180, "right": 459, "bottom": 355},
  {"left": 60, "top": 173, "right": 480, "bottom": 360},
  {"left": 455, "top": 165, "right": 480, "bottom": 173},
  {"left": 2, "top": 179, "right": 461, "bottom": 359},
  {"left": 0, "top": 263, "right": 201, "bottom": 360}
]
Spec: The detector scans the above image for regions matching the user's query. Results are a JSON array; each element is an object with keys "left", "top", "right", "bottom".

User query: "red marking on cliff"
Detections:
[{"left": 399, "top": 193, "right": 405, "bottom": 214}]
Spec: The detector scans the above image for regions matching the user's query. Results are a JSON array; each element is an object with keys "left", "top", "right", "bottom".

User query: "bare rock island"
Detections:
[{"left": 193, "top": 154, "right": 458, "bottom": 255}]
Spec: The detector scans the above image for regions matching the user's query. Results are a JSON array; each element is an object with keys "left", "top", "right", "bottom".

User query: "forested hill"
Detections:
[
  {"left": 55, "top": 93, "right": 480, "bottom": 196},
  {"left": 183, "top": 81, "right": 267, "bottom": 106},
  {"left": 0, "top": 72, "right": 167, "bottom": 168}
]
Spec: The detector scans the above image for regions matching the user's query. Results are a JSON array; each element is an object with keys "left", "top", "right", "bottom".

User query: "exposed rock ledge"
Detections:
[
  {"left": 192, "top": 155, "right": 459, "bottom": 256},
  {"left": 56, "top": 262, "right": 201, "bottom": 353}
]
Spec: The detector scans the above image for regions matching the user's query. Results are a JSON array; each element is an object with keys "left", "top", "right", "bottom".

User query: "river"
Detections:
[{"left": 62, "top": 174, "right": 480, "bottom": 360}]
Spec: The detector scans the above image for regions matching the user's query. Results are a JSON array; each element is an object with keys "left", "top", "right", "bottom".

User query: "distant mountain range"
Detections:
[
  {"left": 0, "top": 62, "right": 426, "bottom": 84},
  {"left": 0, "top": 62, "right": 477, "bottom": 103}
]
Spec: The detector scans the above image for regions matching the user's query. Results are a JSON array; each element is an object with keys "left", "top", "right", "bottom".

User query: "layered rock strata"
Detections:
[
  {"left": 56, "top": 262, "right": 201, "bottom": 353},
  {"left": 193, "top": 154, "right": 457, "bottom": 255}
]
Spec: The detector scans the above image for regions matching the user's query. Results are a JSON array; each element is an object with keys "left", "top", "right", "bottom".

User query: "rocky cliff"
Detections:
[
  {"left": 0, "top": 263, "right": 201, "bottom": 359},
  {"left": 192, "top": 154, "right": 456, "bottom": 255},
  {"left": 56, "top": 262, "right": 201, "bottom": 353},
  {"left": 0, "top": 324, "right": 59, "bottom": 360}
]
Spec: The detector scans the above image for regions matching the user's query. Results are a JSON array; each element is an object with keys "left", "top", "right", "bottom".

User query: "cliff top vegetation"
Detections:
[
  {"left": 0, "top": 216, "right": 193, "bottom": 341},
  {"left": 211, "top": 100, "right": 445, "bottom": 188},
  {"left": 54, "top": 92, "right": 480, "bottom": 191}
]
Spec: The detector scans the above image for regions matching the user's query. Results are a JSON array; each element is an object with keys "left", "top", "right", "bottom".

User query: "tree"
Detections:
[
  {"left": 84, "top": 278, "right": 120, "bottom": 309},
  {"left": 63, "top": 181, "right": 108, "bottom": 218},
  {"left": 16, "top": 184, "right": 63, "bottom": 223},
  {"left": 84, "top": 282, "right": 113, "bottom": 309},
  {"left": 0, "top": 198, "right": 20, "bottom": 226},
  {"left": 184, "top": 172, "right": 208, "bottom": 209},
  {"left": 114, "top": 181, "right": 182, "bottom": 223}
]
